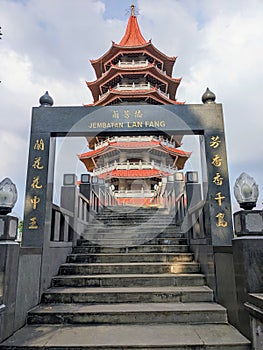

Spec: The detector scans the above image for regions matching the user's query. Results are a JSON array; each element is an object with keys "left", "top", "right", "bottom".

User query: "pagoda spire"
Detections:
[
  {"left": 119, "top": 3, "right": 147, "bottom": 47},
  {"left": 131, "top": 2, "right": 135, "bottom": 16}
]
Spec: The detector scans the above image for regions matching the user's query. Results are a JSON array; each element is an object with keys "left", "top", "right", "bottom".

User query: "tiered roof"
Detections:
[
  {"left": 78, "top": 138, "right": 191, "bottom": 172},
  {"left": 80, "top": 5, "right": 190, "bottom": 182},
  {"left": 85, "top": 6, "right": 182, "bottom": 106}
]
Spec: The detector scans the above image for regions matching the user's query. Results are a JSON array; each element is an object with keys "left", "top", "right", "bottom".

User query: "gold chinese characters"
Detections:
[
  {"left": 209, "top": 135, "right": 228, "bottom": 228},
  {"left": 28, "top": 138, "right": 45, "bottom": 230}
]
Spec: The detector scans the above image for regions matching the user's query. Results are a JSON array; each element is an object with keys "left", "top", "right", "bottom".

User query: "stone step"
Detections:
[
  {"left": 88, "top": 224, "right": 174, "bottom": 230},
  {"left": 52, "top": 273, "right": 206, "bottom": 288},
  {"left": 72, "top": 245, "right": 189, "bottom": 254},
  {"left": 79, "top": 236, "right": 185, "bottom": 247},
  {"left": 82, "top": 230, "right": 175, "bottom": 242},
  {"left": 80, "top": 231, "right": 183, "bottom": 247},
  {"left": 42, "top": 286, "right": 214, "bottom": 304},
  {"left": 97, "top": 206, "right": 161, "bottom": 213},
  {"left": 92, "top": 218, "right": 170, "bottom": 224},
  {"left": 27, "top": 302, "right": 228, "bottom": 325},
  {"left": 77, "top": 237, "right": 187, "bottom": 246},
  {"left": 0, "top": 324, "right": 250, "bottom": 349},
  {"left": 58, "top": 262, "right": 200, "bottom": 275},
  {"left": 84, "top": 225, "right": 183, "bottom": 233},
  {"left": 159, "top": 227, "right": 184, "bottom": 234},
  {"left": 92, "top": 216, "right": 169, "bottom": 222},
  {"left": 83, "top": 223, "right": 176, "bottom": 231},
  {"left": 67, "top": 252, "right": 194, "bottom": 263}
]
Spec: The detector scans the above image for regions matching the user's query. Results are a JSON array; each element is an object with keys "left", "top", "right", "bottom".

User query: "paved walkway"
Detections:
[{"left": 0, "top": 324, "right": 250, "bottom": 349}]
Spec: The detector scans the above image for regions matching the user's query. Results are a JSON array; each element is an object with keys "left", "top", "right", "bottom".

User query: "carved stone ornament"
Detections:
[
  {"left": 0, "top": 177, "right": 18, "bottom": 214},
  {"left": 234, "top": 172, "right": 259, "bottom": 210}
]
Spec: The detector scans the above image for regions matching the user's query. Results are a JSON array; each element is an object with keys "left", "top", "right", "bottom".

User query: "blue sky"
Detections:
[
  {"left": 103, "top": 0, "right": 138, "bottom": 20},
  {"left": 0, "top": 0, "right": 263, "bottom": 218}
]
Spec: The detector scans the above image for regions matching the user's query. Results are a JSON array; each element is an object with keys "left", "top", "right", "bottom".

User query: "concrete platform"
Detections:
[{"left": 0, "top": 324, "right": 250, "bottom": 349}]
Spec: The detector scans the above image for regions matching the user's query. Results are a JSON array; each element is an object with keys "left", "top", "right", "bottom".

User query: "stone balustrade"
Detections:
[{"left": 93, "top": 161, "right": 176, "bottom": 176}]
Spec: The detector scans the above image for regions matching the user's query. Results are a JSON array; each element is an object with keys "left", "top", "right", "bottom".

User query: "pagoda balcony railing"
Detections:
[
  {"left": 114, "top": 189, "right": 155, "bottom": 198},
  {"left": 94, "top": 135, "right": 178, "bottom": 151},
  {"left": 99, "top": 83, "right": 169, "bottom": 100},
  {"left": 116, "top": 60, "right": 167, "bottom": 75},
  {"left": 93, "top": 161, "right": 176, "bottom": 176},
  {"left": 117, "top": 59, "right": 149, "bottom": 68},
  {"left": 116, "top": 82, "right": 152, "bottom": 91}
]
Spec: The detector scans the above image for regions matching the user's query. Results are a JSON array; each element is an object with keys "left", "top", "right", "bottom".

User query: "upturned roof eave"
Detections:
[
  {"left": 90, "top": 88, "right": 184, "bottom": 106},
  {"left": 86, "top": 65, "right": 181, "bottom": 102},
  {"left": 78, "top": 140, "right": 190, "bottom": 160},
  {"left": 90, "top": 41, "right": 177, "bottom": 78}
]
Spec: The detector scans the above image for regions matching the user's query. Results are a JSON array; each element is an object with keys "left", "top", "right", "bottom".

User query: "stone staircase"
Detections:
[{"left": 0, "top": 206, "right": 250, "bottom": 349}]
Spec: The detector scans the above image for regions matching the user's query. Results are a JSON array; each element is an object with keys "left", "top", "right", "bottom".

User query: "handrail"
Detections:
[
  {"left": 52, "top": 203, "right": 73, "bottom": 217},
  {"left": 188, "top": 199, "right": 206, "bottom": 216},
  {"left": 89, "top": 185, "right": 118, "bottom": 214},
  {"left": 0, "top": 304, "right": 6, "bottom": 313},
  {"left": 180, "top": 199, "right": 206, "bottom": 238},
  {"left": 50, "top": 204, "right": 74, "bottom": 243}
]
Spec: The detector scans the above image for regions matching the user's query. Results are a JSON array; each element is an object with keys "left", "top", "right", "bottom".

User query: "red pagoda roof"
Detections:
[
  {"left": 79, "top": 140, "right": 191, "bottom": 158},
  {"left": 90, "top": 42, "right": 176, "bottom": 80},
  {"left": 85, "top": 5, "right": 183, "bottom": 106},
  {"left": 89, "top": 12, "right": 176, "bottom": 79},
  {"left": 86, "top": 64, "right": 181, "bottom": 103},
  {"left": 78, "top": 139, "right": 191, "bottom": 172},
  {"left": 88, "top": 87, "right": 183, "bottom": 106},
  {"left": 119, "top": 14, "right": 147, "bottom": 46}
]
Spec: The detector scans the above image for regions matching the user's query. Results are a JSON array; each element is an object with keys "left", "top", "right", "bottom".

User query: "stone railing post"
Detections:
[
  {"left": 232, "top": 172, "right": 263, "bottom": 340},
  {"left": 60, "top": 174, "right": 78, "bottom": 245},
  {"left": 232, "top": 209, "right": 263, "bottom": 339},
  {"left": 0, "top": 215, "right": 19, "bottom": 343},
  {"left": 245, "top": 293, "right": 263, "bottom": 349}
]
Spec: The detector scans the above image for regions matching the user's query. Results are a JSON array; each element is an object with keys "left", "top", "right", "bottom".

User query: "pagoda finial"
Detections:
[
  {"left": 131, "top": 2, "right": 135, "bottom": 16},
  {"left": 119, "top": 2, "right": 146, "bottom": 46}
]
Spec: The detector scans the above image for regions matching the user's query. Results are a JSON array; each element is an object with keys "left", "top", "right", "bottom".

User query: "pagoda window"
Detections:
[
  {"left": 105, "top": 55, "right": 123, "bottom": 71},
  {"left": 119, "top": 98, "right": 148, "bottom": 105},
  {"left": 144, "top": 54, "right": 163, "bottom": 70},
  {"left": 127, "top": 158, "right": 143, "bottom": 164},
  {"left": 108, "top": 98, "right": 122, "bottom": 105},
  {"left": 145, "top": 75, "right": 167, "bottom": 94},
  {"left": 122, "top": 53, "right": 144, "bottom": 61},
  {"left": 145, "top": 97, "right": 162, "bottom": 105},
  {"left": 101, "top": 75, "right": 122, "bottom": 93},
  {"left": 112, "top": 55, "right": 122, "bottom": 65}
]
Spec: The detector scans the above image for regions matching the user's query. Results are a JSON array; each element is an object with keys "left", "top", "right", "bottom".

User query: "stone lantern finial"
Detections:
[
  {"left": 234, "top": 172, "right": 259, "bottom": 210},
  {"left": 0, "top": 177, "right": 18, "bottom": 215}
]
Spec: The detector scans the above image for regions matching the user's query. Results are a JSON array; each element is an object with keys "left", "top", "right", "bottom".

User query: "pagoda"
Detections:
[{"left": 79, "top": 3, "right": 191, "bottom": 205}]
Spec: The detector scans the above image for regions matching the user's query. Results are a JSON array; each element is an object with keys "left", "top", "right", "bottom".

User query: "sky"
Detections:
[{"left": 0, "top": 0, "right": 263, "bottom": 219}]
